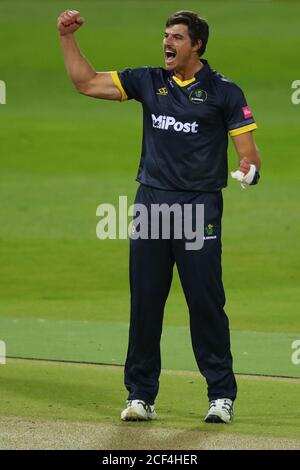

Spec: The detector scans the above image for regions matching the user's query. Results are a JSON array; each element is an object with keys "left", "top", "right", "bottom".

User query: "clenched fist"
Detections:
[
  {"left": 238, "top": 157, "right": 251, "bottom": 175},
  {"left": 57, "top": 10, "right": 84, "bottom": 36}
]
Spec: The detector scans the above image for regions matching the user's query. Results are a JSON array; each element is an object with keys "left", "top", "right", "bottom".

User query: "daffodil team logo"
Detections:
[
  {"left": 189, "top": 88, "right": 207, "bottom": 104},
  {"left": 205, "top": 224, "right": 214, "bottom": 236}
]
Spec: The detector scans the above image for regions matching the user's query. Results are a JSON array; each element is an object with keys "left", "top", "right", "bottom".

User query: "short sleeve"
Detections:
[
  {"left": 110, "top": 67, "right": 148, "bottom": 102},
  {"left": 223, "top": 83, "right": 258, "bottom": 136}
]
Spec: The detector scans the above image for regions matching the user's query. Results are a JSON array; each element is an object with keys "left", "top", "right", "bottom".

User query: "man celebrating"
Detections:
[{"left": 58, "top": 10, "right": 261, "bottom": 424}]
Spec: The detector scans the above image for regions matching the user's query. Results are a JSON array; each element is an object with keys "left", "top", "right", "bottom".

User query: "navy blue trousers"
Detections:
[{"left": 124, "top": 184, "right": 237, "bottom": 404}]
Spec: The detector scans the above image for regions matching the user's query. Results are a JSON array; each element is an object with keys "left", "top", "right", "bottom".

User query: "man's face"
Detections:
[{"left": 163, "top": 24, "right": 200, "bottom": 72}]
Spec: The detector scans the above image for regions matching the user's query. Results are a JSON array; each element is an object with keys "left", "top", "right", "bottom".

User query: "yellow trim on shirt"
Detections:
[
  {"left": 172, "top": 75, "right": 196, "bottom": 87},
  {"left": 229, "top": 123, "right": 258, "bottom": 137},
  {"left": 111, "top": 71, "right": 128, "bottom": 101}
]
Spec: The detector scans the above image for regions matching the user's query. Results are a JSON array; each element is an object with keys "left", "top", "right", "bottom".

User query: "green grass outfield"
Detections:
[
  {"left": 0, "top": 0, "right": 299, "bottom": 373},
  {"left": 0, "top": 0, "right": 300, "bottom": 446},
  {"left": 1, "top": 317, "right": 299, "bottom": 377}
]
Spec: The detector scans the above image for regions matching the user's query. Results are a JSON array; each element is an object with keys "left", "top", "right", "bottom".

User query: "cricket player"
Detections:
[{"left": 58, "top": 9, "right": 261, "bottom": 424}]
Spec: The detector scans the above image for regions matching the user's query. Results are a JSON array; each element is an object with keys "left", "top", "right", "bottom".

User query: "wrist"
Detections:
[{"left": 59, "top": 32, "right": 74, "bottom": 39}]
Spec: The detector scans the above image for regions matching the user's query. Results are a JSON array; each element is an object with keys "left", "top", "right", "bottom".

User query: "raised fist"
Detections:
[{"left": 57, "top": 10, "right": 84, "bottom": 36}]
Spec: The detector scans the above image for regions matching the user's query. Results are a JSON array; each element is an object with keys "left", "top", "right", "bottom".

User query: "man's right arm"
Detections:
[{"left": 58, "top": 10, "right": 122, "bottom": 101}]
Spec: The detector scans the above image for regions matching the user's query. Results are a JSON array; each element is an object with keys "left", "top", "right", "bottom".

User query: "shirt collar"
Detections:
[{"left": 168, "top": 59, "right": 210, "bottom": 87}]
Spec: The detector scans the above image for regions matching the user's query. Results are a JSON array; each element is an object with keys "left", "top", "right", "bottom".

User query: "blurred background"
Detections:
[{"left": 0, "top": 0, "right": 299, "bottom": 377}]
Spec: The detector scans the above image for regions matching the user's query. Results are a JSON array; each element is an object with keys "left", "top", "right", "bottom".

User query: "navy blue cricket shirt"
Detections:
[{"left": 111, "top": 60, "right": 257, "bottom": 191}]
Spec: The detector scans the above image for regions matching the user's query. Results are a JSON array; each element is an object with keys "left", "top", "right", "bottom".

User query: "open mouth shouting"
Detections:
[{"left": 164, "top": 47, "right": 177, "bottom": 66}]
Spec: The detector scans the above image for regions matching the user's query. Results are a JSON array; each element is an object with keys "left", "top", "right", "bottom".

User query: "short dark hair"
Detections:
[{"left": 165, "top": 11, "right": 209, "bottom": 56}]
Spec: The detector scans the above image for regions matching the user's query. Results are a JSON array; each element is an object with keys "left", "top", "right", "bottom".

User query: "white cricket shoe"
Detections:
[
  {"left": 121, "top": 400, "right": 157, "bottom": 421},
  {"left": 204, "top": 398, "right": 234, "bottom": 423}
]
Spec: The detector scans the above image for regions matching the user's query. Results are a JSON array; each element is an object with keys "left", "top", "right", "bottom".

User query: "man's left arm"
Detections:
[{"left": 231, "top": 131, "right": 261, "bottom": 185}]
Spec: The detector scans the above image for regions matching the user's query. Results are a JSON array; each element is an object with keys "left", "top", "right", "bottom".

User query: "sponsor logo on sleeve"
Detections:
[{"left": 242, "top": 105, "right": 253, "bottom": 119}]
